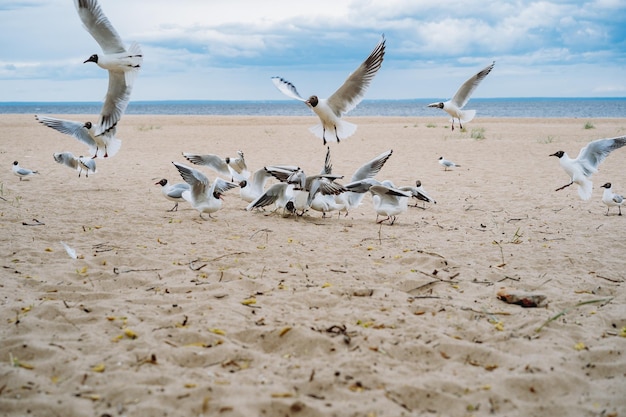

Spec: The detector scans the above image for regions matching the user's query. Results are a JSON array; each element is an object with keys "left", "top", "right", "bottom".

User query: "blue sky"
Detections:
[{"left": 1, "top": 0, "right": 625, "bottom": 102}]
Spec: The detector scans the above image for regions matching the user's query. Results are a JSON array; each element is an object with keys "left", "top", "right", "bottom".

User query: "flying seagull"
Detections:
[
  {"left": 36, "top": 115, "right": 122, "bottom": 159},
  {"left": 428, "top": 61, "right": 495, "bottom": 131},
  {"left": 550, "top": 136, "right": 626, "bottom": 200},
  {"left": 271, "top": 35, "right": 386, "bottom": 145},
  {"left": 74, "top": 0, "right": 143, "bottom": 136}
]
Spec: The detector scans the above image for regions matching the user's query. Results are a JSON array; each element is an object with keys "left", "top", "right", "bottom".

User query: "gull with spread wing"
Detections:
[
  {"left": 74, "top": 0, "right": 143, "bottom": 136},
  {"left": 272, "top": 35, "right": 386, "bottom": 145},
  {"left": 428, "top": 62, "right": 495, "bottom": 131},
  {"left": 550, "top": 136, "right": 626, "bottom": 200},
  {"left": 172, "top": 162, "right": 238, "bottom": 219}
]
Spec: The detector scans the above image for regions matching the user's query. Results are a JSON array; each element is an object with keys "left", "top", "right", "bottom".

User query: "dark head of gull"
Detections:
[
  {"left": 601, "top": 182, "right": 612, "bottom": 189},
  {"left": 83, "top": 121, "right": 92, "bottom": 129},
  {"left": 428, "top": 102, "right": 444, "bottom": 109},
  {"left": 155, "top": 179, "right": 168, "bottom": 186},
  {"left": 84, "top": 54, "right": 99, "bottom": 64},
  {"left": 239, "top": 180, "right": 247, "bottom": 188},
  {"left": 13, "top": 161, "right": 18, "bottom": 166},
  {"left": 550, "top": 151, "right": 565, "bottom": 158},
  {"left": 307, "top": 96, "right": 319, "bottom": 108}
]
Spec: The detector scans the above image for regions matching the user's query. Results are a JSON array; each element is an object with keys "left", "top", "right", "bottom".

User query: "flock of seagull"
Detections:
[{"left": 11, "top": 0, "right": 626, "bottom": 221}]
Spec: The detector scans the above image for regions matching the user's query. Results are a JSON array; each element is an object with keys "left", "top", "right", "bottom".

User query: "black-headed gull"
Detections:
[
  {"left": 155, "top": 178, "right": 190, "bottom": 212},
  {"left": 271, "top": 35, "right": 386, "bottom": 145},
  {"left": 370, "top": 181, "right": 412, "bottom": 225},
  {"left": 75, "top": 0, "right": 142, "bottom": 136},
  {"left": 600, "top": 182, "right": 623, "bottom": 216},
  {"left": 246, "top": 182, "right": 296, "bottom": 215},
  {"left": 336, "top": 149, "right": 393, "bottom": 213},
  {"left": 12, "top": 161, "right": 39, "bottom": 180},
  {"left": 182, "top": 151, "right": 249, "bottom": 182},
  {"left": 37, "top": 116, "right": 122, "bottom": 158},
  {"left": 172, "top": 162, "right": 238, "bottom": 219},
  {"left": 438, "top": 156, "right": 460, "bottom": 171},
  {"left": 399, "top": 180, "right": 437, "bottom": 207},
  {"left": 550, "top": 136, "right": 626, "bottom": 200},
  {"left": 428, "top": 61, "right": 495, "bottom": 131}
]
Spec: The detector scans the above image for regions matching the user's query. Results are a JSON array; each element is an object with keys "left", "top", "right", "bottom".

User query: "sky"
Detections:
[{"left": 0, "top": 0, "right": 625, "bottom": 102}]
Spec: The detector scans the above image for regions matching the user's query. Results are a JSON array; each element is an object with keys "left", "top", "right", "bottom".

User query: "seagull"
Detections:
[
  {"left": 439, "top": 156, "right": 460, "bottom": 171},
  {"left": 12, "top": 161, "right": 39, "bottom": 181},
  {"left": 369, "top": 181, "right": 412, "bottom": 225},
  {"left": 246, "top": 182, "right": 296, "bottom": 216},
  {"left": 54, "top": 153, "right": 96, "bottom": 178},
  {"left": 271, "top": 35, "right": 386, "bottom": 145},
  {"left": 75, "top": 0, "right": 143, "bottom": 136},
  {"left": 344, "top": 179, "right": 411, "bottom": 224},
  {"left": 172, "top": 162, "right": 238, "bottom": 219},
  {"left": 428, "top": 61, "right": 495, "bottom": 131},
  {"left": 155, "top": 178, "right": 190, "bottom": 212},
  {"left": 550, "top": 136, "right": 626, "bottom": 200},
  {"left": 182, "top": 151, "right": 249, "bottom": 182},
  {"left": 36, "top": 115, "right": 122, "bottom": 159},
  {"left": 336, "top": 149, "right": 393, "bottom": 214},
  {"left": 600, "top": 183, "right": 624, "bottom": 216},
  {"left": 399, "top": 180, "right": 437, "bottom": 207}
]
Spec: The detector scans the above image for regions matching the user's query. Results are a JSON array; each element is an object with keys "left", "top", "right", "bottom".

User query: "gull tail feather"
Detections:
[
  {"left": 577, "top": 178, "right": 593, "bottom": 200},
  {"left": 309, "top": 120, "right": 357, "bottom": 143},
  {"left": 459, "top": 109, "right": 476, "bottom": 124}
]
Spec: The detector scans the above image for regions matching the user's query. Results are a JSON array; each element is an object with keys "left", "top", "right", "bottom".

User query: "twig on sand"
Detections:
[
  {"left": 535, "top": 297, "right": 613, "bottom": 333},
  {"left": 113, "top": 267, "right": 162, "bottom": 275}
]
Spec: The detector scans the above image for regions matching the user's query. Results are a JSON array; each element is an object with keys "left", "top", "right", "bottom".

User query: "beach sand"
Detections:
[{"left": 1, "top": 114, "right": 625, "bottom": 416}]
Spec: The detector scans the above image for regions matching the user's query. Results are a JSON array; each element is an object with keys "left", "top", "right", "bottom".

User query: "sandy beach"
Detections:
[{"left": 1, "top": 114, "right": 625, "bottom": 416}]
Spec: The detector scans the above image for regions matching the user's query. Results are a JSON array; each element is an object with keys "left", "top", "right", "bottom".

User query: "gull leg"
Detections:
[
  {"left": 619, "top": 206, "right": 622, "bottom": 216},
  {"left": 168, "top": 203, "right": 179, "bottom": 212},
  {"left": 555, "top": 182, "right": 573, "bottom": 192},
  {"left": 334, "top": 125, "right": 341, "bottom": 143}
]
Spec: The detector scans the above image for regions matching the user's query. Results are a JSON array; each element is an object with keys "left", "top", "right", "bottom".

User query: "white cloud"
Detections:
[{"left": 0, "top": 0, "right": 624, "bottom": 100}]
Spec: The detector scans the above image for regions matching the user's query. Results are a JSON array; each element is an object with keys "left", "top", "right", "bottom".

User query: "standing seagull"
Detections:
[
  {"left": 600, "top": 183, "right": 624, "bottom": 216},
  {"left": 271, "top": 35, "right": 386, "bottom": 145},
  {"left": 155, "top": 179, "right": 190, "bottom": 212},
  {"left": 439, "top": 156, "right": 460, "bottom": 171},
  {"left": 172, "top": 162, "right": 238, "bottom": 219},
  {"left": 12, "top": 161, "right": 39, "bottom": 181},
  {"left": 74, "top": 0, "right": 143, "bottom": 136},
  {"left": 550, "top": 136, "right": 626, "bottom": 200},
  {"left": 428, "top": 61, "right": 495, "bottom": 131},
  {"left": 37, "top": 116, "right": 122, "bottom": 159}
]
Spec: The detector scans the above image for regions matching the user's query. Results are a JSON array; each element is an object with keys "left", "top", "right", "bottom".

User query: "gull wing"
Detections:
[
  {"left": 351, "top": 149, "right": 392, "bottom": 182},
  {"left": 36, "top": 115, "right": 97, "bottom": 148},
  {"left": 173, "top": 162, "right": 210, "bottom": 199},
  {"left": 97, "top": 71, "right": 132, "bottom": 135},
  {"left": 577, "top": 136, "right": 626, "bottom": 176},
  {"left": 271, "top": 77, "right": 307, "bottom": 102},
  {"left": 450, "top": 61, "right": 495, "bottom": 109},
  {"left": 74, "top": 0, "right": 125, "bottom": 54},
  {"left": 326, "top": 35, "right": 386, "bottom": 117},
  {"left": 182, "top": 153, "right": 232, "bottom": 178}
]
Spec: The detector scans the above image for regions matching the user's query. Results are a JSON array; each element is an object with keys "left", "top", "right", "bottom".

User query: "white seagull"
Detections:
[
  {"left": 182, "top": 151, "right": 249, "bottom": 182},
  {"left": 399, "top": 180, "right": 437, "bottom": 207},
  {"left": 53, "top": 153, "right": 97, "bottom": 177},
  {"left": 600, "top": 182, "right": 624, "bottom": 216},
  {"left": 172, "top": 162, "right": 238, "bottom": 219},
  {"left": 155, "top": 178, "right": 190, "bottom": 212},
  {"left": 428, "top": 61, "right": 495, "bottom": 131},
  {"left": 550, "top": 136, "right": 626, "bottom": 200},
  {"left": 37, "top": 115, "right": 122, "bottom": 159},
  {"left": 337, "top": 149, "right": 393, "bottom": 214},
  {"left": 12, "top": 161, "right": 39, "bottom": 181},
  {"left": 246, "top": 182, "right": 296, "bottom": 215},
  {"left": 75, "top": 0, "right": 143, "bottom": 136},
  {"left": 439, "top": 156, "right": 460, "bottom": 171},
  {"left": 271, "top": 35, "right": 386, "bottom": 145},
  {"left": 370, "top": 181, "right": 412, "bottom": 225}
]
